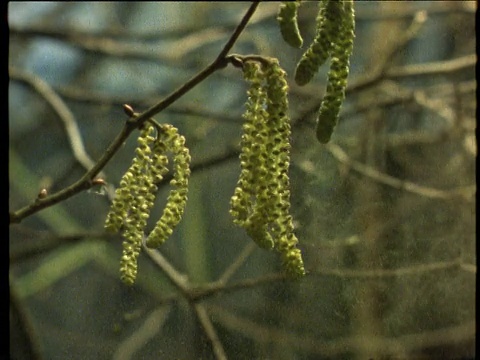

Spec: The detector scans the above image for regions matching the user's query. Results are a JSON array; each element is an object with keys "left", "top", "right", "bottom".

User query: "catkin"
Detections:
[
  {"left": 146, "top": 125, "right": 191, "bottom": 248},
  {"left": 105, "top": 125, "right": 158, "bottom": 285},
  {"left": 105, "top": 122, "right": 190, "bottom": 285},
  {"left": 277, "top": 1, "right": 303, "bottom": 48},
  {"left": 231, "top": 58, "right": 305, "bottom": 277},
  {"left": 294, "top": 0, "right": 344, "bottom": 86},
  {"left": 316, "top": 0, "right": 355, "bottom": 143}
]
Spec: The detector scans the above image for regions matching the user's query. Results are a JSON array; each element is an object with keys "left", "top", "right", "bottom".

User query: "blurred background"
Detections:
[{"left": 9, "top": 2, "right": 476, "bottom": 359}]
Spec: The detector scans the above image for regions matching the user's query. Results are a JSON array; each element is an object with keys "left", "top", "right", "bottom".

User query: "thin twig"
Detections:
[
  {"left": 308, "top": 258, "right": 475, "bottom": 279},
  {"left": 188, "top": 256, "right": 475, "bottom": 302},
  {"left": 8, "top": 3, "right": 272, "bottom": 59},
  {"left": 459, "top": 263, "right": 476, "bottom": 274},
  {"left": 374, "top": 10, "right": 429, "bottom": 77},
  {"left": 291, "top": 52, "right": 476, "bottom": 132},
  {"left": 387, "top": 54, "right": 476, "bottom": 79},
  {"left": 217, "top": 242, "right": 257, "bottom": 284},
  {"left": 9, "top": 66, "right": 103, "bottom": 177},
  {"left": 9, "top": 121, "right": 135, "bottom": 224},
  {"left": 143, "top": 246, "right": 190, "bottom": 295},
  {"left": 120, "top": 256, "right": 476, "bottom": 307},
  {"left": 208, "top": 304, "right": 475, "bottom": 357},
  {"left": 192, "top": 304, "right": 228, "bottom": 360},
  {"left": 112, "top": 306, "right": 172, "bottom": 360},
  {"left": 9, "top": 231, "right": 115, "bottom": 263},
  {"left": 188, "top": 273, "right": 289, "bottom": 302},
  {"left": 54, "top": 85, "right": 244, "bottom": 124},
  {"left": 128, "top": 1, "right": 259, "bottom": 128},
  {"left": 325, "top": 143, "right": 476, "bottom": 202},
  {"left": 346, "top": 54, "right": 475, "bottom": 96},
  {"left": 355, "top": 1, "right": 475, "bottom": 20}
]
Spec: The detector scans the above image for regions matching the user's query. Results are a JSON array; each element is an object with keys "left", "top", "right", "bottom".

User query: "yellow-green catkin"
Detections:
[
  {"left": 105, "top": 123, "right": 190, "bottom": 285},
  {"left": 294, "top": 0, "right": 344, "bottom": 86},
  {"left": 105, "top": 125, "right": 158, "bottom": 285},
  {"left": 230, "top": 61, "right": 274, "bottom": 249},
  {"left": 145, "top": 125, "right": 191, "bottom": 249},
  {"left": 263, "top": 60, "right": 305, "bottom": 277},
  {"left": 231, "top": 58, "right": 305, "bottom": 277},
  {"left": 316, "top": 0, "right": 355, "bottom": 143},
  {"left": 277, "top": 1, "right": 303, "bottom": 48}
]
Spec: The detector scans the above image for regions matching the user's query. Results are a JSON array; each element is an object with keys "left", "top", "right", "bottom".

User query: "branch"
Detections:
[
  {"left": 459, "top": 263, "right": 476, "bottom": 274},
  {"left": 355, "top": 1, "right": 475, "bottom": 21},
  {"left": 54, "top": 85, "right": 243, "bottom": 124},
  {"left": 9, "top": 2, "right": 259, "bottom": 225},
  {"left": 188, "top": 273, "right": 289, "bottom": 302},
  {"left": 9, "top": 231, "right": 114, "bottom": 263},
  {"left": 143, "top": 246, "right": 229, "bottom": 359},
  {"left": 336, "top": 79, "right": 476, "bottom": 148},
  {"left": 324, "top": 143, "right": 476, "bottom": 202},
  {"left": 8, "top": 3, "right": 272, "bottom": 63},
  {"left": 291, "top": 53, "right": 476, "bottom": 134},
  {"left": 208, "top": 304, "right": 475, "bottom": 357},
  {"left": 184, "top": 256, "right": 476, "bottom": 303},
  {"left": 112, "top": 306, "right": 172, "bottom": 360},
  {"left": 143, "top": 246, "right": 190, "bottom": 296},
  {"left": 217, "top": 243, "right": 257, "bottom": 284},
  {"left": 346, "top": 54, "right": 475, "bottom": 96},
  {"left": 192, "top": 304, "right": 228, "bottom": 360},
  {"left": 377, "top": 10, "right": 429, "bottom": 76},
  {"left": 308, "top": 258, "right": 475, "bottom": 279},
  {"left": 387, "top": 54, "right": 477, "bottom": 79},
  {"left": 9, "top": 122, "right": 134, "bottom": 224},
  {"left": 9, "top": 66, "right": 103, "bottom": 177},
  {"left": 129, "top": 2, "right": 259, "bottom": 129}
]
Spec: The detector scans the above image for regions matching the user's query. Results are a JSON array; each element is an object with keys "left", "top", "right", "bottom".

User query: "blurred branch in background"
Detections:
[
  {"left": 8, "top": 5, "right": 278, "bottom": 65},
  {"left": 208, "top": 304, "right": 475, "bottom": 358},
  {"left": 324, "top": 142, "right": 475, "bottom": 202},
  {"left": 9, "top": 66, "right": 103, "bottom": 178}
]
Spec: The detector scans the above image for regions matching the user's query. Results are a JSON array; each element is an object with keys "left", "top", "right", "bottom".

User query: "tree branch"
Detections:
[
  {"left": 9, "top": 2, "right": 259, "bottom": 225},
  {"left": 9, "top": 66, "right": 103, "bottom": 177},
  {"left": 208, "top": 304, "right": 475, "bottom": 357},
  {"left": 192, "top": 304, "right": 228, "bottom": 360},
  {"left": 324, "top": 143, "right": 475, "bottom": 202}
]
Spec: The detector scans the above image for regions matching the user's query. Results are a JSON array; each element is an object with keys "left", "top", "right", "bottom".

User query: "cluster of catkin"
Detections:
[
  {"left": 104, "top": 123, "right": 190, "bottom": 285},
  {"left": 278, "top": 0, "right": 355, "bottom": 143},
  {"left": 230, "top": 59, "right": 305, "bottom": 278},
  {"left": 102, "top": 1, "right": 357, "bottom": 285}
]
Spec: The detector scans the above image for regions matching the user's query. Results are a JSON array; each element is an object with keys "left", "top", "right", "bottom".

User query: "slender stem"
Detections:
[
  {"left": 9, "top": 2, "right": 259, "bottom": 225},
  {"left": 192, "top": 304, "right": 228, "bottom": 360},
  {"left": 9, "top": 67, "right": 102, "bottom": 177}
]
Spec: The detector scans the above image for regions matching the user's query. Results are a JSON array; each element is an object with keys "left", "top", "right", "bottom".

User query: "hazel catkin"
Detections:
[
  {"left": 105, "top": 122, "right": 191, "bottom": 285},
  {"left": 315, "top": 0, "right": 355, "bottom": 143},
  {"left": 231, "top": 58, "right": 305, "bottom": 277},
  {"left": 277, "top": 1, "right": 304, "bottom": 48},
  {"left": 294, "top": 0, "right": 344, "bottom": 86},
  {"left": 145, "top": 125, "right": 191, "bottom": 249}
]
